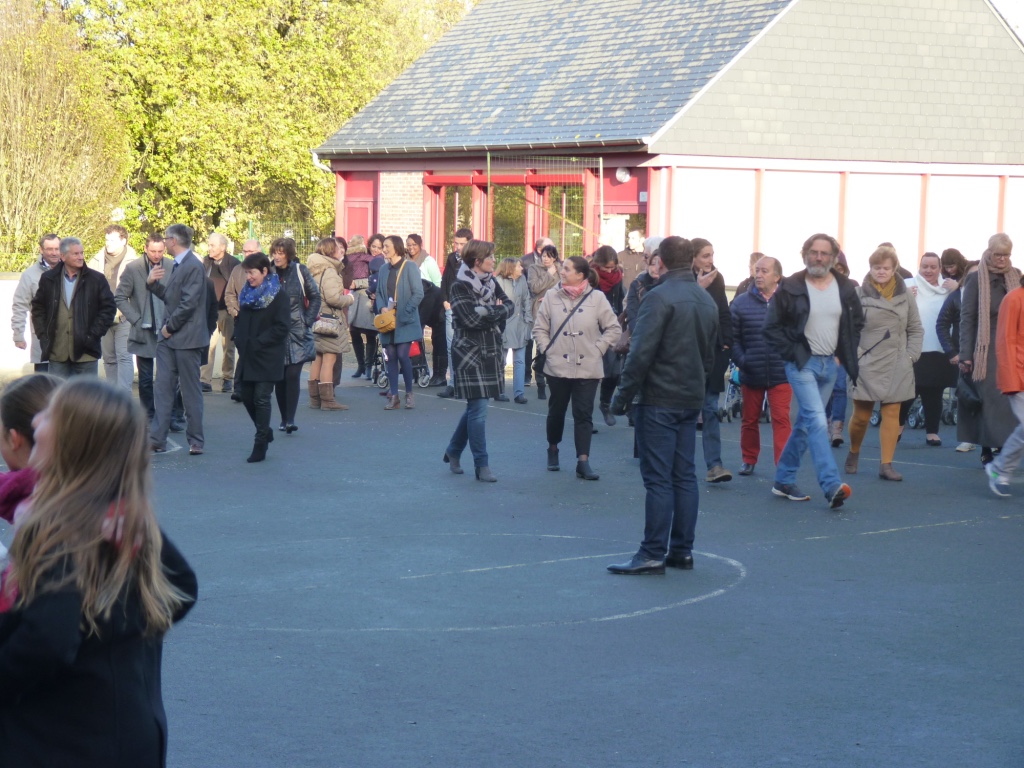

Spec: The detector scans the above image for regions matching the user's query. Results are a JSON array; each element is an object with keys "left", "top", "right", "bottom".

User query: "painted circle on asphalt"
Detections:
[{"left": 189, "top": 533, "right": 747, "bottom": 634}]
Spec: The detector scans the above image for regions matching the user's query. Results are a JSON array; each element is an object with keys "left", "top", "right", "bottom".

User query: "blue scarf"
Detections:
[{"left": 239, "top": 273, "right": 281, "bottom": 310}]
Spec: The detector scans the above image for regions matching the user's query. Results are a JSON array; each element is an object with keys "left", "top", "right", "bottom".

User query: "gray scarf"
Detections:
[{"left": 456, "top": 262, "right": 496, "bottom": 305}]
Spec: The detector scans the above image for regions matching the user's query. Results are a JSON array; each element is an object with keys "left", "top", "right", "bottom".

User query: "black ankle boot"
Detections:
[
  {"left": 547, "top": 447, "right": 559, "bottom": 471},
  {"left": 537, "top": 383, "right": 547, "bottom": 400},
  {"left": 246, "top": 442, "right": 268, "bottom": 463},
  {"left": 575, "top": 459, "right": 599, "bottom": 480},
  {"left": 351, "top": 365, "right": 365, "bottom": 379}
]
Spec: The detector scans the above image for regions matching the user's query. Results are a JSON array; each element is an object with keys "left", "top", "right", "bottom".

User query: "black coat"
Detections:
[
  {"left": 936, "top": 288, "right": 962, "bottom": 358},
  {"left": 0, "top": 533, "right": 197, "bottom": 768},
  {"left": 234, "top": 287, "right": 291, "bottom": 382},
  {"left": 617, "top": 269, "right": 718, "bottom": 411},
  {"left": 700, "top": 270, "right": 734, "bottom": 394},
  {"left": 274, "top": 264, "right": 320, "bottom": 365},
  {"left": 31, "top": 265, "right": 116, "bottom": 362},
  {"left": 764, "top": 268, "right": 864, "bottom": 385},
  {"left": 730, "top": 283, "right": 788, "bottom": 389},
  {"left": 419, "top": 279, "right": 444, "bottom": 328}
]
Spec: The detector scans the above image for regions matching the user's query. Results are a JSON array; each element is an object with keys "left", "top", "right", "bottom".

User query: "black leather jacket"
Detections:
[
  {"left": 31, "top": 265, "right": 116, "bottom": 362},
  {"left": 763, "top": 268, "right": 864, "bottom": 384},
  {"left": 616, "top": 269, "right": 718, "bottom": 410}
]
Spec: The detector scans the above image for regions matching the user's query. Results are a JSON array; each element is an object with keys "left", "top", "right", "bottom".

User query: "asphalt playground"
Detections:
[{"left": 139, "top": 373, "right": 1023, "bottom": 767}]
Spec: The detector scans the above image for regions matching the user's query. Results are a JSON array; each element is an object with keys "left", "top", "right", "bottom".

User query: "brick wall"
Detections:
[
  {"left": 653, "top": 0, "right": 1024, "bottom": 163},
  {"left": 378, "top": 172, "right": 424, "bottom": 237}
]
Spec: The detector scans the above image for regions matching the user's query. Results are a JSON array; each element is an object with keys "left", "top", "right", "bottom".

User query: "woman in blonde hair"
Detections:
[
  {"left": 0, "top": 378, "right": 197, "bottom": 766},
  {"left": 844, "top": 246, "right": 923, "bottom": 481}
]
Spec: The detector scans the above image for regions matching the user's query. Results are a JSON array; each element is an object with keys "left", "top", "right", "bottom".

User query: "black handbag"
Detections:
[
  {"left": 532, "top": 289, "right": 594, "bottom": 375},
  {"left": 955, "top": 373, "right": 983, "bottom": 415}
]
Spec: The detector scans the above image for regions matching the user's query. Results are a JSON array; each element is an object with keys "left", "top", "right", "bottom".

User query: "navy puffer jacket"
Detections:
[{"left": 730, "top": 283, "right": 788, "bottom": 389}]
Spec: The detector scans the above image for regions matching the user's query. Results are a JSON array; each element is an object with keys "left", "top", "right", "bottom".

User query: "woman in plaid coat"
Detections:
[{"left": 443, "top": 240, "right": 514, "bottom": 482}]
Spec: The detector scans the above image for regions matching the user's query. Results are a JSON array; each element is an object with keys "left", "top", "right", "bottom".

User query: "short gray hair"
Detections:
[
  {"left": 208, "top": 232, "right": 228, "bottom": 248},
  {"left": 59, "top": 237, "right": 82, "bottom": 255},
  {"left": 643, "top": 236, "right": 665, "bottom": 257},
  {"left": 164, "top": 224, "right": 194, "bottom": 248}
]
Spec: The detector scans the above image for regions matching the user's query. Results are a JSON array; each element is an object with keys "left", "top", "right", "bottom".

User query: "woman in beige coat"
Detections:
[
  {"left": 307, "top": 238, "right": 353, "bottom": 411},
  {"left": 533, "top": 256, "right": 620, "bottom": 480},
  {"left": 845, "top": 246, "right": 923, "bottom": 481}
]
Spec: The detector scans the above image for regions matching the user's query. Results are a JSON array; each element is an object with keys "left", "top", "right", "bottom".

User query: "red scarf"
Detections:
[{"left": 597, "top": 267, "right": 622, "bottom": 295}]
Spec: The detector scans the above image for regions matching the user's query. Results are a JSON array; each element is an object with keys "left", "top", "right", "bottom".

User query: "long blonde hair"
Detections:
[{"left": 10, "top": 379, "right": 186, "bottom": 636}]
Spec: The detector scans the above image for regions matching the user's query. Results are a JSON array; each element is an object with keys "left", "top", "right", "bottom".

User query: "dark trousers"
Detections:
[
  {"left": 351, "top": 328, "right": 378, "bottom": 369},
  {"left": 33, "top": 362, "right": 48, "bottom": 372},
  {"left": 917, "top": 385, "right": 945, "bottom": 434},
  {"left": 385, "top": 342, "right": 413, "bottom": 395},
  {"left": 275, "top": 363, "right": 304, "bottom": 426},
  {"left": 545, "top": 377, "right": 599, "bottom": 457},
  {"left": 634, "top": 405, "right": 700, "bottom": 560},
  {"left": 241, "top": 381, "right": 275, "bottom": 444},
  {"left": 600, "top": 375, "right": 619, "bottom": 405},
  {"left": 429, "top": 320, "right": 447, "bottom": 377},
  {"left": 137, "top": 355, "right": 156, "bottom": 420},
  {"left": 524, "top": 339, "right": 534, "bottom": 383}
]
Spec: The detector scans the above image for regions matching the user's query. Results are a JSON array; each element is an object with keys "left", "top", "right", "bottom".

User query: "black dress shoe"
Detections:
[
  {"left": 514, "top": 395, "right": 528, "bottom": 404},
  {"left": 607, "top": 555, "right": 665, "bottom": 575},
  {"left": 494, "top": 394, "right": 509, "bottom": 402},
  {"left": 427, "top": 374, "right": 447, "bottom": 387},
  {"left": 285, "top": 424, "right": 298, "bottom": 434},
  {"left": 437, "top": 386, "right": 455, "bottom": 399},
  {"left": 738, "top": 463, "right": 755, "bottom": 476},
  {"left": 201, "top": 382, "right": 213, "bottom": 393},
  {"left": 230, "top": 392, "right": 243, "bottom": 402},
  {"left": 665, "top": 553, "right": 694, "bottom": 570}
]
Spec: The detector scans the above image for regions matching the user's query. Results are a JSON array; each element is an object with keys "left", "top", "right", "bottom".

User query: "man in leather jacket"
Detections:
[
  {"left": 763, "top": 233, "right": 864, "bottom": 509},
  {"left": 606, "top": 236, "right": 718, "bottom": 575}
]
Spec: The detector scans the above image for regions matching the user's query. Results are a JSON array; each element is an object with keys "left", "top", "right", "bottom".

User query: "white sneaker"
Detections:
[
  {"left": 955, "top": 442, "right": 976, "bottom": 452},
  {"left": 987, "top": 466, "right": 1011, "bottom": 497}
]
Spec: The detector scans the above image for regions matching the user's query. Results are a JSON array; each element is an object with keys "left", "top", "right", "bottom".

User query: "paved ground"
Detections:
[{"left": 136, "top": 374, "right": 1022, "bottom": 767}]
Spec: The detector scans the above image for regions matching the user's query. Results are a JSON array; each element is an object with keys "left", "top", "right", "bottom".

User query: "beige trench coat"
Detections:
[
  {"left": 849, "top": 277, "right": 923, "bottom": 404},
  {"left": 533, "top": 286, "right": 621, "bottom": 380}
]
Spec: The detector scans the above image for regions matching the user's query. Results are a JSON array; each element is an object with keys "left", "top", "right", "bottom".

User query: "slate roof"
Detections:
[{"left": 317, "top": 0, "right": 793, "bottom": 157}]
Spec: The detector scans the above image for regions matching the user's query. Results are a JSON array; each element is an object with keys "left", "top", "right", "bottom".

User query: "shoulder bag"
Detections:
[
  {"left": 312, "top": 270, "right": 341, "bottom": 338},
  {"left": 532, "top": 289, "right": 594, "bottom": 376},
  {"left": 373, "top": 260, "right": 406, "bottom": 333}
]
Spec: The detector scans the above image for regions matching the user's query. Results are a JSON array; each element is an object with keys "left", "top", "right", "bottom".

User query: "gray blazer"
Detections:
[
  {"left": 115, "top": 257, "right": 173, "bottom": 357},
  {"left": 147, "top": 251, "right": 212, "bottom": 350}
]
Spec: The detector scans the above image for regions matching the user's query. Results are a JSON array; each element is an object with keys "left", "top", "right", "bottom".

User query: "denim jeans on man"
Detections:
[
  {"left": 701, "top": 389, "right": 723, "bottom": 469},
  {"left": 48, "top": 359, "right": 99, "bottom": 379},
  {"left": 775, "top": 355, "right": 842, "bottom": 496},
  {"left": 446, "top": 397, "right": 489, "bottom": 468},
  {"left": 634, "top": 405, "right": 700, "bottom": 560},
  {"left": 445, "top": 307, "right": 455, "bottom": 386}
]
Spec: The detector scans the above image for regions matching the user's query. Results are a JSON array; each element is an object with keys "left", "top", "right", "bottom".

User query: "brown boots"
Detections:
[
  {"left": 308, "top": 380, "right": 321, "bottom": 409},
  {"left": 830, "top": 421, "right": 845, "bottom": 447},
  {"left": 844, "top": 451, "right": 859, "bottom": 474},
  {"left": 318, "top": 382, "right": 348, "bottom": 411},
  {"left": 878, "top": 463, "right": 903, "bottom": 481}
]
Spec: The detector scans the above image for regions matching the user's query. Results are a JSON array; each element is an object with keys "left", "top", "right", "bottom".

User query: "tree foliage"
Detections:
[
  {"left": 65, "top": 0, "right": 476, "bottom": 248},
  {"left": 0, "top": 0, "right": 130, "bottom": 262}
]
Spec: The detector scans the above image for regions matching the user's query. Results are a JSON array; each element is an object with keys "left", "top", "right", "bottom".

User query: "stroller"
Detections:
[{"left": 372, "top": 339, "right": 432, "bottom": 390}]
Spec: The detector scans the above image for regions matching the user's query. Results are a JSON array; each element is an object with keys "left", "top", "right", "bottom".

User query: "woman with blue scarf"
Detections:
[{"left": 234, "top": 253, "right": 291, "bottom": 462}]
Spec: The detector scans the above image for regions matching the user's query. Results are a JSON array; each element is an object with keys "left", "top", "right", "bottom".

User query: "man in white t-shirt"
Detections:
[{"left": 764, "top": 234, "right": 864, "bottom": 509}]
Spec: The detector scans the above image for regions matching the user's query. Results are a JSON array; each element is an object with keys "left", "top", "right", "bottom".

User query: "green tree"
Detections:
[
  {"left": 0, "top": 0, "right": 129, "bottom": 265},
  {"left": 66, "top": 0, "right": 475, "bottom": 249}
]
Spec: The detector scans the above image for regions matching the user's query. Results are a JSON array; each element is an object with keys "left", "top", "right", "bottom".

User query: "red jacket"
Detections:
[{"left": 995, "top": 286, "right": 1024, "bottom": 394}]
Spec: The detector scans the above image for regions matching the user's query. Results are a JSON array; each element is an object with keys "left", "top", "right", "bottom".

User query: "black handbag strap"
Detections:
[{"left": 541, "top": 289, "right": 594, "bottom": 356}]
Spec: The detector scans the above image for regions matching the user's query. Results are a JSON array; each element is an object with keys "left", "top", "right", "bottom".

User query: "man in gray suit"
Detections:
[
  {"left": 115, "top": 233, "right": 173, "bottom": 421},
  {"left": 147, "top": 224, "right": 212, "bottom": 455}
]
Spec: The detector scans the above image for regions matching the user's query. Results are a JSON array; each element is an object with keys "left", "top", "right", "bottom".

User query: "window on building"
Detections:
[
  {"left": 492, "top": 185, "right": 526, "bottom": 258},
  {"left": 544, "top": 185, "right": 585, "bottom": 257},
  {"left": 444, "top": 185, "right": 473, "bottom": 255}
]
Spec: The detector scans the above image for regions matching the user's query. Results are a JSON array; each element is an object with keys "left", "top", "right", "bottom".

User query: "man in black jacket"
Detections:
[
  {"left": 31, "top": 237, "right": 116, "bottom": 378},
  {"left": 763, "top": 233, "right": 863, "bottom": 509},
  {"left": 437, "top": 228, "right": 472, "bottom": 398},
  {"left": 606, "top": 236, "right": 718, "bottom": 575}
]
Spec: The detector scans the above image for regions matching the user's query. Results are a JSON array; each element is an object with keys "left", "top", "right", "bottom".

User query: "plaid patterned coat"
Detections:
[{"left": 450, "top": 278, "right": 514, "bottom": 401}]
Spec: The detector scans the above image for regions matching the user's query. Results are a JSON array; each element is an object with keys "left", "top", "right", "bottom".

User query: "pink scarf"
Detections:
[{"left": 561, "top": 281, "right": 587, "bottom": 300}]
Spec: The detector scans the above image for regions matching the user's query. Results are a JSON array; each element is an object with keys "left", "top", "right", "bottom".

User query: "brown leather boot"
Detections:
[
  {"left": 384, "top": 394, "right": 401, "bottom": 410},
  {"left": 844, "top": 451, "right": 859, "bottom": 474},
  {"left": 405, "top": 392, "right": 415, "bottom": 409},
  {"left": 307, "top": 380, "right": 321, "bottom": 409},
  {"left": 319, "top": 382, "right": 348, "bottom": 411},
  {"left": 879, "top": 463, "right": 903, "bottom": 481},
  {"left": 830, "top": 421, "right": 845, "bottom": 447}
]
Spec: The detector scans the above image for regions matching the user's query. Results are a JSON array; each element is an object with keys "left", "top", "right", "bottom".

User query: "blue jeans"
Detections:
[
  {"left": 445, "top": 308, "right": 455, "bottom": 386},
  {"left": 48, "top": 359, "right": 98, "bottom": 379},
  {"left": 775, "top": 356, "right": 842, "bottom": 496},
  {"left": 701, "top": 389, "right": 722, "bottom": 469},
  {"left": 446, "top": 397, "right": 489, "bottom": 468},
  {"left": 504, "top": 346, "right": 525, "bottom": 398},
  {"left": 635, "top": 405, "right": 701, "bottom": 560},
  {"left": 827, "top": 364, "right": 848, "bottom": 422}
]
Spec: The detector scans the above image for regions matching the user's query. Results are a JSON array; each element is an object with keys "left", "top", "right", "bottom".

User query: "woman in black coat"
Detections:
[
  {"left": 692, "top": 237, "right": 734, "bottom": 483},
  {"left": 234, "top": 252, "right": 291, "bottom": 462},
  {"left": 269, "top": 237, "right": 320, "bottom": 433}
]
